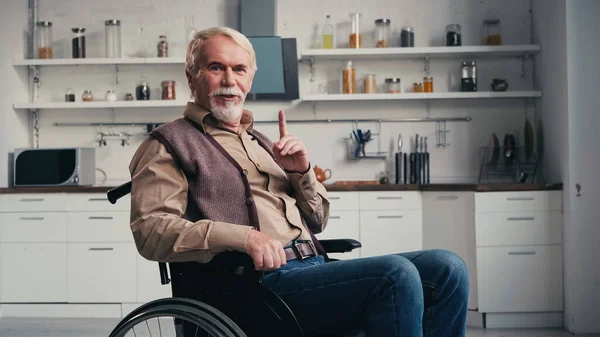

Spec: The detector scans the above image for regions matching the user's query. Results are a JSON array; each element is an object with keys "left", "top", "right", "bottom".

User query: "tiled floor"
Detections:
[{"left": 0, "top": 318, "right": 597, "bottom": 337}]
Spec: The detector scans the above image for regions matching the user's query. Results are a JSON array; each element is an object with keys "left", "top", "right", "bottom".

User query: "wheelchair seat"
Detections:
[{"left": 107, "top": 181, "right": 362, "bottom": 337}]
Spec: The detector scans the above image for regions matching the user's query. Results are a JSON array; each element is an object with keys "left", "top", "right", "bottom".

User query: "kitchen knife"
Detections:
[
  {"left": 395, "top": 134, "right": 402, "bottom": 184},
  {"left": 403, "top": 153, "right": 408, "bottom": 184},
  {"left": 410, "top": 134, "right": 418, "bottom": 184},
  {"left": 419, "top": 136, "right": 425, "bottom": 184},
  {"left": 425, "top": 137, "right": 430, "bottom": 184}
]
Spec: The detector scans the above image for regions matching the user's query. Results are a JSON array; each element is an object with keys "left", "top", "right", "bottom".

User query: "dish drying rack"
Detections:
[{"left": 478, "top": 145, "right": 543, "bottom": 183}]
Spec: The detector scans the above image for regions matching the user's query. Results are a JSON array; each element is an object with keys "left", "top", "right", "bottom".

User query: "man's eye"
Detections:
[
  {"left": 209, "top": 65, "right": 222, "bottom": 71},
  {"left": 234, "top": 67, "right": 245, "bottom": 72}
]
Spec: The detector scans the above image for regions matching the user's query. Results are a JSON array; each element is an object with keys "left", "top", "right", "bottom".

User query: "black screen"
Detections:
[{"left": 15, "top": 149, "right": 76, "bottom": 185}]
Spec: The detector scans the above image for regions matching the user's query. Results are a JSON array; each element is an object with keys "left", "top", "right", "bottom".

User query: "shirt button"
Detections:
[
  {"left": 246, "top": 197, "right": 254, "bottom": 205},
  {"left": 242, "top": 169, "right": 248, "bottom": 176}
]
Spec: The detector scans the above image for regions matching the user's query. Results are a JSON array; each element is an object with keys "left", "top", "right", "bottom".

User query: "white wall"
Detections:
[{"left": 0, "top": 0, "right": 538, "bottom": 187}]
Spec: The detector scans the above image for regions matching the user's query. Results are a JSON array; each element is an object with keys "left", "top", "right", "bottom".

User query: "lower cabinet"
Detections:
[
  {"left": 0, "top": 243, "right": 68, "bottom": 302},
  {"left": 359, "top": 210, "right": 422, "bottom": 257},
  {"left": 67, "top": 243, "right": 137, "bottom": 303},
  {"left": 316, "top": 210, "right": 360, "bottom": 259},
  {"left": 137, "top": 255, "right": 173, "bottom": 303}
]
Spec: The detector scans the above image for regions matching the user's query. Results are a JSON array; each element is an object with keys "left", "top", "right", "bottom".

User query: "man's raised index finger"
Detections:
[{"left": 278, "top": 110, "right": 287, "bottom": 139}]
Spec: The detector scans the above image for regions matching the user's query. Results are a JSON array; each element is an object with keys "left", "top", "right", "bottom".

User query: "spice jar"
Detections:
[
  {"left": 105, "top": 20, "right": 121, "bottom": 58},
  {"left": 136, "top": 78, "right": 151, "bottom": 100},
  {"left": 157, "top": 35, "right": 168, "bottom": 57},
  {"left": 423, "top": 76, "right": 433, "bottom": 92},
  {"left": 71, "top": 27, "right": 86, "bottom": 58},
  {"left": 400, "top": 26, "right": 414, "bottom": 47},
  {"left": 446, "top": 24, "right": 462, "bottom": 47},
  {"left": 482, "top": 19, "right": 502, "bottom": 45},
  {"left": 65, "top": 88, "right": 75, "bottom": 102},
  {"left": 36, "top": 21, "right": 53, "bottom": 59},
  {"left": 161, "top": 80, "right": 176, "bottom": 100},
  {"left": 363, "top": 74, "right": 377, "bottom": 93},
  {"left": 105, "top": 90, "right": 117, "bottom": 101},
  {"left": 385, "top": 78, "right": 401, "bottom": 93},
  {"left": 349, "top": 13, "right": 362, "bottom": 48},
  {"left": 461, "top": 61, "right": 477, "bottom": 92},
  {"left": 375, "top": 19, "right": 391, "bottom": 48},
  {"left": 413, "top": 82, "right": 423, "bottom": 93},
  {"left": 342, "top": 61, "right": 356, "bottom": 94},
  {"left": 125, "top": 93, "right": 134, "bottom": 101},
  {"left": 81, "top": 90, "right": 94, "bottom": 102}
]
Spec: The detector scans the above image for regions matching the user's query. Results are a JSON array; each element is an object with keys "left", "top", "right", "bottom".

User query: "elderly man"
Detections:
[{"left": 129, "top": 26, "right": 468, "bottom": 337}]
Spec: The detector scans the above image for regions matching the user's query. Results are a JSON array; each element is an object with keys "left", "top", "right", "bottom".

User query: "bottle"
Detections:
[
  {"left": 322, "top": 15, "right": 333, "bottom": 49},
  {"left": 157, "top": 35, "right": 168, "bottom": 57},
  {"left": 342, "top": 61, "right": 355, "bottom": 94},
  {"left": 36, "top": 21, "right": 53, "bottom": 59}
]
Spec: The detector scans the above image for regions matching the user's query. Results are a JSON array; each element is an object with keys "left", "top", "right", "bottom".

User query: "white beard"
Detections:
[{"left": 210, "top": 98, "right": 243, "bottom": 122}]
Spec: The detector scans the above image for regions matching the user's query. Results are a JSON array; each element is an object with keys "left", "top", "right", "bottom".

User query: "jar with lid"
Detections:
[
  {"left": 375, "top": 19, "right": 391, "bottom": 48},
  {"left": 157, "top": 35, "right": 168, "bottom": 57},
  {"left": 482, "top": 19, "right": 502, "bottom": 45},
  {"left": 423, "top": 76, "right": 433, "bottom": 92},
  {"left": 161, "top": 81, "right": 176, "bottom": 100},
  {"left": 125, "top": 93, "right": 134, "bottom": 101},
  {"left": 105, "top": 20, "right": 121, "bottom": 58},
  {"left": 71, "top": 27, "right": 86, "bottom": 58},
  {"left": 446, "top": 24, "right": 462, "bottom": 46},
  {"left": 363, "top": 74, "right": 376, "bottom": 93},
  {"left": 461, "top": 61, "right": 477, "bottom": 92},
  {"left": 105, "top": 90, "right": 117, "bottom": 101},
  {"left": 65, "top": 88, "right": 75, "bottom": 102},
  {"left": 400, "top": 26, "right": 414, "bottom": 47},
  {"left": 413, "top": 82, "right": 423, "bottom": 93},
  {"left": 36, "top": 21, "right": 53, "bottom": 59},
  {"left": 81, "top": 90, "right": 94, "bottom": 102},
  {"left": 342, "top": 61, "right": 356, "bottom": 94},
  {"left": 349, "top": 13, "right": 362, "bottom": 48},
  {"left": 385, "top": 78, "right": 401, "bottom": 93},
  {"left": 136, "top": 78, "right": 151, "bottom": 100}
]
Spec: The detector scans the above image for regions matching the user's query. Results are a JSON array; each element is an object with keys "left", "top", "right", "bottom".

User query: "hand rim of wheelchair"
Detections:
[{"left": 109, "top": 297, "right": 247, "bottom": 337}]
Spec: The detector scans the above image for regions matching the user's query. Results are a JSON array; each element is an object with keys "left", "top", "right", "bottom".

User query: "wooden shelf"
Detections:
[
  {"left": 13, "top": 57, "right": 185, "bottom": 66},
  {"left": 302, "top": 91, "right": 542, "bottom": 101},
  {"left": 13, "top": 100, "right": 189, "bottom": 109},
  {"left": 300, "top": 45, "right": 541, "bottom": 61}
]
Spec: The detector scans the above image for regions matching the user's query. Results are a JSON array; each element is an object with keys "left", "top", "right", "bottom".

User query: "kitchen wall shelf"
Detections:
[
  {"left": 13, "top": 57, "right": 185, "bottom": 66},
  {"left": 302, "top": 91, "right": 542, "bottom": 102},
  {"left": 300, "top": 45, "right": 540, "bottom": 61},
  {"left": 13, "top": 100, "right": 189, "bottom": 110}
]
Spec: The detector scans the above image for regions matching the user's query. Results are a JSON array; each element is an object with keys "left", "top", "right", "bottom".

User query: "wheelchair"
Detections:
[{"left": 106, "top": 181, "right": 362, "bottom": 337}]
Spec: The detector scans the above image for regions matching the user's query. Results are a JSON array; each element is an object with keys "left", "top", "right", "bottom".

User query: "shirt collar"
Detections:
[{"left": 183, "top": 101, "right": 255, "bottom": 133}]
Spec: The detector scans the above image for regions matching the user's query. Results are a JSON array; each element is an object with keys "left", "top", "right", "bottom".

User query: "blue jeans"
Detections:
[{"left": 263, "top": 249, "right": 469, "bottom": 337}]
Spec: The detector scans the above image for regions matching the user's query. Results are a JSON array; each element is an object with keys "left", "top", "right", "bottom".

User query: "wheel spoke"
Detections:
[
  {"left": 157, "top": 317, "right": 163, "bottom": 337},
  {"left": 145, "top": 320, "right": 154, "bottom": 337}
]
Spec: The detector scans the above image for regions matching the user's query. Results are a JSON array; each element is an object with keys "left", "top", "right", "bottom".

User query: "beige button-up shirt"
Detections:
[{"left": 129, "top": 102, "right": 330, "bottom": 263}]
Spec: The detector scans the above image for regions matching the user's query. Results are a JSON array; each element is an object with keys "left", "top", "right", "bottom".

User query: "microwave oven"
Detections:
[{"left": 13, "top": 148, "right": 96, "bottom": 187}]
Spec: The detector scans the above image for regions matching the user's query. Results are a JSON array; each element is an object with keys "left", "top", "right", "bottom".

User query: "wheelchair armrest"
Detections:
[
  {"left": 107, "top": 181, "right": 132, "bottom": 204},
  {"left": 319, "top": 239, "right": 362, "bottom": 253}
]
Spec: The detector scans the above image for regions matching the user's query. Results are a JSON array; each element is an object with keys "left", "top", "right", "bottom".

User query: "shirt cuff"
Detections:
[
  {"left": 206, "top": 221, "right": 253, "bottom": 253},
  {"left": 288, "top": 164, "right": 320, "bottom": 200}
]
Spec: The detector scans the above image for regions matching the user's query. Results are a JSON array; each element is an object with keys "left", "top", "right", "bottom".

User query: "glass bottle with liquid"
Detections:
[{"left": 322, "top": 15, "right": 333, "bottom": 49}]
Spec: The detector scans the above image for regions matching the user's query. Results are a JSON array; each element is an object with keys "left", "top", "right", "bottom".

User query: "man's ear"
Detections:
[{"left": 185, "top": 70, "right": 195, "bottom": 96}]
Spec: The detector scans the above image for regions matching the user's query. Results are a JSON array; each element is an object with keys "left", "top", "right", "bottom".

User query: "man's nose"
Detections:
[{"left": 221, "top": 67, "right": 236, "bottom": 87}]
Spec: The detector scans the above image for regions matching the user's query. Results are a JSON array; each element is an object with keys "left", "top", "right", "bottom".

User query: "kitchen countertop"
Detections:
[{"left": 0, "top": 183, "right": 563, "bottom": 194}]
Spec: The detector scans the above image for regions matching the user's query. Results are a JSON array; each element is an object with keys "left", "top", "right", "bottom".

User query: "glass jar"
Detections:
[
  {"left": 136, "top": 78, "right": 151, "bottom": 100},
  {"left": 446, "top": 24, "right": 462, "bottom": 47},
  {"left": 461, "top": 61, "right": 477, "bottom": 92},
  {"left": 81, "top": 90, "right": 94, "bottom": 102},
  {"left": 423, "top": 76, "right": 433, "bottom": 92},
  {"left": 413, "top": 82, "right": 423, "bottom": 92},
  {"left": 157, "top": 35, "right": 168, "bottom": 57},
  {"left": 375, "top": 19, "right": 391, "bottom": 48},
  {"left": 105, "top": 20, "right": 121, "bottom": 58},
  {"left": 482, "top": 19, "right": 502, "bottom": 45},
  {"left": 65, "top": 88, "right": 75, "bottom": 102},
  {"left": 125, "top": 93, "right": 134, "bottom": 101},
  {"left": 36, "top": 21, "right": 53, "bottom": 59},
  {"left": 161, "top": 81, "right": 176, "bottom": 100},
  {"left": 349, "top": 13, "right": 362, "bottom": 48},
  {"left": 342, "top": 61, "right": 356, "bottom": 94},
  {"left": 400, "top": 26, "right": 414, "bottom": 47},
  {"left": 363, "top": 74, "right": 377, "bottom": 93},
  {"left": 385, "top": 78, "right": 401, "bottom": 93},
  {"left": 105, "top": 90, "right": 117, "bottom": 101},
  {"left": 71, "top": 27, "right": 86, "bottom": 58}
]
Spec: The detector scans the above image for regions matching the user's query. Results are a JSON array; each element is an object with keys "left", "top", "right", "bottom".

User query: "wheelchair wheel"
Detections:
[{"left": 109, "top": 298, "right": 247, "bottom": 337}]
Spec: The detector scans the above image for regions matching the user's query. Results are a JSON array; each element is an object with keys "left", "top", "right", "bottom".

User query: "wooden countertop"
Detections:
[{"left": 0, "top": 183, "right": 563, "bottom": 194}]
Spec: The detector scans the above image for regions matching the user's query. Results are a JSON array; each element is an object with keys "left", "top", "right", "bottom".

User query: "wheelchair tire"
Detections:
[{"left": 109, "top": 297, "right": 247, "bottom": 337}]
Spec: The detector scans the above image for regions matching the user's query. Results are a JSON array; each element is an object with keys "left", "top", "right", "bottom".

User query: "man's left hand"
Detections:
[{"left": 273, "top": 110, "right": 310, "bottom": 173}]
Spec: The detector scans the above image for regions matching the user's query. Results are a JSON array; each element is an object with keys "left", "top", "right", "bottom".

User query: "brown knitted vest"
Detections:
[{"left": 149, "top": 117, "right": 326, "bottom": 257}]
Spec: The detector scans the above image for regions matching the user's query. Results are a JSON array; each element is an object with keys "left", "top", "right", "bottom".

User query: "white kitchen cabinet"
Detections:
[
  {"left": 67, "top": 243, "right": 137, "bottom": 303},
  {"left": 0, "top": 243, "right": 68, "bottom": 302},
  {"left": 0, "top": 193, "right": 67, "bottom": 212},
  {"left": 0, "top": 212, "right": 67, "bottom": 243},
  {"left": 475, "top": 191, "right": 561, "bottom": 213},
  {"left": 67, "top": 211, "right": 133, "bottom": 242},
  {"left": 359, "top": 191, "right": 421, "bottom": 211},
  {"left": 66, "top": 193, "right": 130, "bottom": 212},
  {"left": 422, "top": 192, "right": 478, "bottom": 310},
  {"left": 475, "top": 211, "right": 562, "bottom": 246},
  {"left": 317, "top": 210, "right": 360, "bottom": 259},
  {"left": 359, "top": 210, "right": 422, "bottom": 257},
  {"left": 137, "top": 255, "right": 172, "bottom": 303},
  {"left": 327, "top": 192, "right": 359, "bottom": 211}
]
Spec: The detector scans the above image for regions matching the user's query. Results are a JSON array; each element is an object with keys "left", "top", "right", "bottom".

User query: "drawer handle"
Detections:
[
  {"left": 437, "top": 196, "right": 459, "bottom": 200},
  {"left": 377, "top": 215, "right": 404, "bottom": 219},
  {"left": 376, "top": 196, "right": 403, "bottom": 200},
  {"left": 329, "top": 196, "right": 341, "bottom": 200},
  {"left": 507, "top": 217, "right": 535, "bottom": 221},
  {"left": 506, "top": 197, "right": 534, "bottom": 201},
  {"left": 329, "top": 216, "right": 341, "bottom": 219},
  {"left": 508, "top": 251, "right": 536, "bottom": 255},
  {"left": 88, "top": 198, "right": 107, "bottom": 202},
  {"left": 88, "top": 247, "right": 114, "bottom": 251},
  {"left": 19, "top": 217, "right": 44, "bottom": 220},
  {"left": 19, "top": 198, "right": 44, "bottom": 202},
  {"left": 88, "top": 216, "right": 114, "bottom": 220}
]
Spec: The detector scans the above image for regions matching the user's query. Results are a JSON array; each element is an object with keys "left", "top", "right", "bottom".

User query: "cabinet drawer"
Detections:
[
  {"left": 67, "top": 243, "right": 137, "bottom": 303},
  {"left": 327, "top": 192, "right": 359, "bottom": 211},
  {"left": 316, "top": 211, "right": 360, "bottom": 260},
  {"left": 359, "top": 191, "right": 421, "bottom": 211},
  {"left": 475, "top": 191, "right": 561, "bottom": 213},
  {"left": 477, "top": 245, "right": 563, "bottom": 313},
  {"left": 476, "top": 212, "right": 562, "bottom": 246},
  {"left": 0, "top": 193, "right": 66, "bottom": 212},
  {"left": 67, "top": 212, "right": 132, "bottom": 242},
  {"left": 0, "top": 213, "right": 67, "bottom": 242},
  {"left": 360, "top": 210, "right": 422, "bottom": 257},
  {"left": 66, "top": 193, "right": 130, "bottom": 212}
]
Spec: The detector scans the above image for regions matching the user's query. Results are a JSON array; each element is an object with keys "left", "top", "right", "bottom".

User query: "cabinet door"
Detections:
[
  {"left": 137, "top": 255, "right": 172, "bottom": 303},
  {"left": 359, "top": 210, "right": 422, "bottom": 257},
  {"left": 422, "top": 192, "right": 478, "bottom": 310},
  {"left": 0, "top": 243, "right": 67, "bottom": 302},
  {"left": 316, "top": 210, "right": 360, "bottom": 260},
  {"left": 0, "top": 212, "right": 67, "bottom": 242},
  {"left": 67, "top": 243, "right": 137, "bottom": 303}
]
